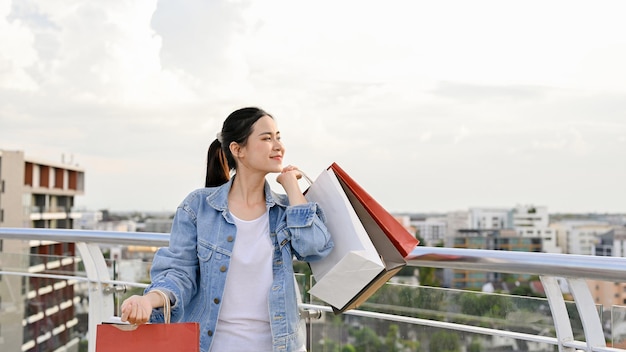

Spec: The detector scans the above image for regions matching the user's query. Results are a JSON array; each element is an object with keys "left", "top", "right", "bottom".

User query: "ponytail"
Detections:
[{"left": 205, "top": 139, "right": 230, "bottom": 187}]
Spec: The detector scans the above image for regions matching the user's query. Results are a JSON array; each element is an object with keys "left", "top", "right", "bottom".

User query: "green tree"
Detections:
[
  {"left": 384, "top": 324, "right": 400, "bottom": 352},
  {"left": 468, "top": 338, "right": 482, "bottom": 352},
  {"left": 351, "top": 326, "right": 382, "bottom": 352},
  {"left": 341, "top": 345, "right": 357, "bottom": 352},
  {"left": 457, "top": 292, "right": 512, "bottom": 319},
  {"left": 510, "top": 284, "right": 533, "bottom": 297},
  {"left": 316, "top": 338, "right": 340, "bottom": 352},
  {"left": 429, "top": 331, "right": 460, "bottom": 352}
]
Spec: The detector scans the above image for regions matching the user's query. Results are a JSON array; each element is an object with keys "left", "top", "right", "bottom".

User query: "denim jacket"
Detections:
[{"left": 145, "top": 177, "right": 334, "bottom": 352}]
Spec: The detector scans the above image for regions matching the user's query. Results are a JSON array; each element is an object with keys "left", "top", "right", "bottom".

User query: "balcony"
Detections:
[{"left": 1, "top": 227, "right": 626, "bottom": 352}]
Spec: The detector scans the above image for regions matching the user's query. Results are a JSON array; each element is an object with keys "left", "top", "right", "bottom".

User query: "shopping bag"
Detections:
[
  {"left": 305, "top": 168, "right": 385, "bottom": 311},
  {"left": 305, "top": 166, "right": 407, "bottom": 313},
  {"left": 96, "top": 290, "right": 200, "bottom": 352},
  {"left": 330, "top": 163, "right": 419, "bottom": 257},
  {"left": 96, "top": 323, "right": 200, "bottom": 352}
]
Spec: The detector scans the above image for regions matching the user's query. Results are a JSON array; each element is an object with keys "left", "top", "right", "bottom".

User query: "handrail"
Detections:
[
  {"left": 0, "top": 227, "right": 169, "bottom": 246},
  {"left": 407, "top": 245, "right": 626, "bottom": 281},
  {"left": 2, "top": 227, "right": 625, "bottom": 280}
]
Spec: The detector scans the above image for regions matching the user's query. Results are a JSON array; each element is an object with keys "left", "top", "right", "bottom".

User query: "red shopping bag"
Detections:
[
  {"left": 330, "top": 163, "right": 419, "bottom": 257},
  {"left": 96, "top": 322, "right": 200, "bottom": 352},
  {"left": 96, "top": 290, "right": 200, "bottom": 352}
]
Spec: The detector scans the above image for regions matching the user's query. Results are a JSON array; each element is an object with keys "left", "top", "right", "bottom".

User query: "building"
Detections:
[
  {"left": 443, "top": 210, "right": 469, "bottom": 248},
  {"left": 469, "top": 207, "right": 512, "bottom": 230},
  {"left": 550, "top": 220, "right": 613, "bottom": 255},
  {"left": 450, "top": 228, "right": 542, "bottom": 289},
  {"left": 0, "top": 149, "right": 85, "bottom": 352},
  {"left": 412, "top": 216, "right": 447, "bottom": 247},
  {"left": 444, "top": 207, "right": 549, "bottom": 290},
  {"left": 589, "top": 227, "right": 626, "bottom": 307},
  {"left": 513, "top": 205, "right": 560, "bottom": 253},
  {"left": 143, "top": 218, "right": 173, "bottom": 234}
]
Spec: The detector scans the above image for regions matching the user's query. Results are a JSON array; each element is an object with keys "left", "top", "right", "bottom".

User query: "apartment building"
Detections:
[
  {"left": 589, "top": 227, "right": 626, "bottom": 307},
  {"left": 0, "top": 149, "right": 85, "bottom": 352},
  {"left": 412, "top": 216, "right": 447, "bottom": 247},
  {"left": 550, "top": 220, "right": 613, "bottom": 255},
  {"left": 450, "top": 228, "right": 542, "bottom": 289},
  {"left": 469, "top": 207, "right": 512, "bottom": 229},
  {"left": 513, "top": 205, "right": 560, "bottom": 253}
]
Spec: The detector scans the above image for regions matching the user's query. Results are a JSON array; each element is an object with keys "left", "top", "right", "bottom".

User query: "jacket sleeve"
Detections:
[
  {"left": 285, "top": 202, "right": 334, "bottom": 262},
  {"left": 145, "top": 197, "right": 200, "bottom": 322}
]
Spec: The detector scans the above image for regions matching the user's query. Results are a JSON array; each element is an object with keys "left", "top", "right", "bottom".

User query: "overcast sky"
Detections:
[{"left": 1, "top": 0, "right": 625, "bottom": 214}]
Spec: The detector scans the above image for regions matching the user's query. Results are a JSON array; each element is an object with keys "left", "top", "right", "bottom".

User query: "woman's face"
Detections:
[{"left": 233, "top": 115, "right": 285, "bottom": 174}]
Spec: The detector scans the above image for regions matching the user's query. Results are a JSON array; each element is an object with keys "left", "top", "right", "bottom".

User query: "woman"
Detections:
[{"left": 121, "top": 107, "right": 334, "bottom": 352}]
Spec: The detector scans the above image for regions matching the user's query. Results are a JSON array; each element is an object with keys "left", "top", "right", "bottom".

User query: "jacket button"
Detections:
[
  {"left": 220, "top": 265, "right": 227, "bottom": 272},
  {"left": 214, "top": 298, "right": 220, "bottom": 304},
  {"left": 207, "top": 330, "right": 213, "bottom": 336},
  {"left": 227, "top": 236, "right": 234, "bottom": 242}
]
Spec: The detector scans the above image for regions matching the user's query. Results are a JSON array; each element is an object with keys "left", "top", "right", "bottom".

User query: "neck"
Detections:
[
  {"left": 229, "top": 171, "right": 266, "bottom": 206},
  {"left": 228, "top": 171, "right": 268, "bottom": 221}
]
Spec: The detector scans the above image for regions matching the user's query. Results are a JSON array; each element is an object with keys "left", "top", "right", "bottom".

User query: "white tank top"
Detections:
[{"left": 211, "top": 211, "right": 273, "bottom": 352}]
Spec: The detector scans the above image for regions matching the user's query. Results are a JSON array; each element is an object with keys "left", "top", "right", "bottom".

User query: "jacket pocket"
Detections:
[{"left": 197, "top": 240, "right": 214, "bottom": 262}]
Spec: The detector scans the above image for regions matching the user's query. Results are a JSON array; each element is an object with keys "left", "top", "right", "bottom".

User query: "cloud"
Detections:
[
  {"left": 1, "top": 0, "right": 626, "bottom": 213},
  {"left": 431, "top": 82, "right": 548, "bottom": 102},
  {"left": 419, "top": 131, "right": 432, "bottom": 143},
  {"left": 453, "top": 127, "right": 470, "bottom": 145}
]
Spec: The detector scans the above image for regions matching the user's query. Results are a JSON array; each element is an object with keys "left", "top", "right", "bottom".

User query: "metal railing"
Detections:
[{"left": 1, "top": 227, "right": 626, "bottom": 352}]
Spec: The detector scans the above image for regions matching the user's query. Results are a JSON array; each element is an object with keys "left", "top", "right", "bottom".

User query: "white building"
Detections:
[
  {"left": 412, "top": 216, "right": 447, "bottom": 246},
  {"left": 469, "top": 207, "right": 512, "bottom": 230},
  {"left": 513, "top": 205, "right": 560, "bottom": 253},
  {"left": 550, "top": 220, "right": 613, "bottom": 255}
]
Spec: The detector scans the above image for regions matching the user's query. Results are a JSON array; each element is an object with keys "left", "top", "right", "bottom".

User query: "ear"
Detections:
[{"left": 229, "top": 142, "right": 242, "bottom": 158}]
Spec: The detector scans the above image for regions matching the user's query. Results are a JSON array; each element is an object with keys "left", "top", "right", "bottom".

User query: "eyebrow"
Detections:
[{"left": 258, "top": 131, "right": 280, "bottom": 136}]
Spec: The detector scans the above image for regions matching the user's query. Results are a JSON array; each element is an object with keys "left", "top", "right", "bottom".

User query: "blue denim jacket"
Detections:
[{"left": 145, "top": 177, "right": 334, "bottom": 352}]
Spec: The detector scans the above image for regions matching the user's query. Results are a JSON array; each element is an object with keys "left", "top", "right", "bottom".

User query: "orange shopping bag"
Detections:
[
  {"left": 330, "top": 163, "right": 419, "bottom": 257},
  {"left": 96, "top": 291, "right": 200, "bottom": 352}
]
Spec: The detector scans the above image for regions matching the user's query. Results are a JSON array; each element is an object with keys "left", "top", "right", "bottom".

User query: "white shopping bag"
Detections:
[{"left": 305, "top": 168, "right": 385, "bottom": 309}]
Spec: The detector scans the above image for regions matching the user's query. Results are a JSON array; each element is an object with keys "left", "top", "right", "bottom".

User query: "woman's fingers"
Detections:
[
  {"left": 120, "top": 296, "right": 150, "bottom": 324},
  {"left": 280, "top": 165, "right": 302, "bottom": 179}
]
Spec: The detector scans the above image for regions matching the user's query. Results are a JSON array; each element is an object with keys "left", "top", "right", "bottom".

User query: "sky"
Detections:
[{"left": 1, "top": 0, "right": 625, "bottom": 214}]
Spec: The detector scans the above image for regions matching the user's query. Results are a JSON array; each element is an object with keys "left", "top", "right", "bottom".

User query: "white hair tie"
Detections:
[{"left": 216, "top": 132, "right": 223, "bottom": 143}]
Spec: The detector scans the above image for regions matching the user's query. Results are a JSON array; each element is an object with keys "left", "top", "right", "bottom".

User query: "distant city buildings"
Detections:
[{"left": 405, "top": 204, "right": 625, "bottom": 302}]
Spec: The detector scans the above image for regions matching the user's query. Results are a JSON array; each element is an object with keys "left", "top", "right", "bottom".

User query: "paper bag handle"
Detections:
[
  {"left": 151, "top": 290, "right": 171, "bottom": 324},
  {"left": 300, "top": 171, "right": 314, "bottom": 186}
]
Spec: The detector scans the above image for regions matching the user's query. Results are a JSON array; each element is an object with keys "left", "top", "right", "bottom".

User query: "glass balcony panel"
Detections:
[
  {"left": 302, "top": 276, "right": 606, "bottom": 351},
  {"left": 0, "top": 269, "right": 85, "bottom": 352},
  {"left": 613, "top": 305, "right": 626, "bottom": 348}
]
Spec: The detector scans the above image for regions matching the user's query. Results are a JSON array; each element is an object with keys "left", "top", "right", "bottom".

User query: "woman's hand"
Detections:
[
  {"left": 276, "top": 165, "right": 307, "bottom": 205},
  {"left": 276, "top": 165, "right": 301, "bottom": 185},
  {"left": 120, "top": 294, "right": 159, "bottom": 325}
]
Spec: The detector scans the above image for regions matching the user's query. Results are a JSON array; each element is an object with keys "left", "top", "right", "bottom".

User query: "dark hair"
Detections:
[{"left": 205, "top": 107, "right": 273, "bottom": 187}]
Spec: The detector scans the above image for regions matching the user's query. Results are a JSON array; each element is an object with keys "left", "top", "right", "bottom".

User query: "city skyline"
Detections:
[{"left": 1, "top": 1, "right": 625, "bottom": 214}]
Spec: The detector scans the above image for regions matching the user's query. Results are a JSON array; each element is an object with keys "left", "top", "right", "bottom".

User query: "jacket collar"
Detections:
[{"left": 205, "top": 175, "right": 289, "bottom": 210}]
